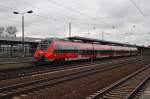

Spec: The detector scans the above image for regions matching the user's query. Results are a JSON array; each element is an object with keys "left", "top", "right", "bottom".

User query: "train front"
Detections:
[{"left": 34, "top": 39, "right": 54, "bottom": 62}]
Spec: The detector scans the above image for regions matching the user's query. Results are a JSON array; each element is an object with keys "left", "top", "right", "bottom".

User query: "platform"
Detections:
[
  {"left": 140, "top": 82, "right": 150, "bottom": 99},
  {"left": 0, "top": 57, "right": 36, "bottom": 70},
  {"left": 0, "top": 57, "right": 35, "bottom": 63}
]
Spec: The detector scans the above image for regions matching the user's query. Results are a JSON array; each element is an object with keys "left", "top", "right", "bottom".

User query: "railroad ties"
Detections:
[
  {"left": 0, "top": 56, "right": 149, "bottom": 98},
  {"left": 87, "top": 64, "right": 150, "bottom": 99},
  {"left": 0, "top": 57, "right": 141, "bottom": 98}
]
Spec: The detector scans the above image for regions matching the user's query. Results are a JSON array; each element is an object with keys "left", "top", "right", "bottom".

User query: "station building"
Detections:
[{"left": 0, "top": 36, "right": 40, "bottom": 57}]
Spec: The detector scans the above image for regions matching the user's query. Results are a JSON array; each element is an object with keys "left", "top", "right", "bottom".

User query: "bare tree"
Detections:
[
  {"left": 6, "top": 26, "right": 17, "bottom": 36},
  {"left": 0, "top": 26, "right": 5, "bottom": 36}
]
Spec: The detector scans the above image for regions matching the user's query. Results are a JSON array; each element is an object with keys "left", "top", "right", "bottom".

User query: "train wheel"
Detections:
[
  {"left": 38, "top": 55, "right": 45, "bottom": 62},
  {"left": 54, "top": 58, "right": 65, "bottom": 65}
]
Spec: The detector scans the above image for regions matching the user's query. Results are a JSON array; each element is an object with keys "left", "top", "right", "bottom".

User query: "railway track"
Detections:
[
  {"left": 87, "top": 64, "right": 150, "bottom": 99},
  {"left": 0, "top": 56, "right": 140, "bottom": 81},
  {"left": 0, "top": 57, "right": 142, "bottom": 98}
]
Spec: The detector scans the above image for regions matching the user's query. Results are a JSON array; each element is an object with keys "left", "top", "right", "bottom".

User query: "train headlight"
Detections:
[
  {"left": 39, "top": 51, "right": 44, "bottom": 55},
  {"left": 45, "top": 53, "right": 50, "bottom": 58}
]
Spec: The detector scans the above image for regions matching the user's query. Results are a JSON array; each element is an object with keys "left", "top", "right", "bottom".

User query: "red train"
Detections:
[{"left": 34, "top": 38, "right": 138, "bottom": 62}]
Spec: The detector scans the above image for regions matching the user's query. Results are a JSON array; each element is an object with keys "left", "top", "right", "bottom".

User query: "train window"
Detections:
[
  {"left": 54, "top": 44, "right": 61, "bottom": 53},
  {"left": 96, "top": 50, "right": 112, "bottom": 54},
  {"left": 54, "top": 44, "right": 79, "bottom": 53},
  {"left": 38, "top": 40, "right": 51, "bottom": 50}
]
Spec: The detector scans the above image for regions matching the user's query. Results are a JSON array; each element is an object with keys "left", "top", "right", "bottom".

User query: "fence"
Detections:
[{"left": 0, "top": 46, "right": 36, "bottom": 58}]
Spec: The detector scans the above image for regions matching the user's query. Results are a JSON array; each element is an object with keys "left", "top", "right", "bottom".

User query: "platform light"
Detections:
[{"left": 13, "top": 10, "right": 33, "bottom": 57}]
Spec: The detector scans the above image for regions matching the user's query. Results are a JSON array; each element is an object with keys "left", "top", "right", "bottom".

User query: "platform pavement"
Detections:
[
  {"left": 140, "top": 82, "right": 150, "bottom": 99},
  {"left": 0, "top": 57, "right": 36, "bottom": 70},
  {"left": 0, "top": 57, "right": 35, "bottom": 63}
]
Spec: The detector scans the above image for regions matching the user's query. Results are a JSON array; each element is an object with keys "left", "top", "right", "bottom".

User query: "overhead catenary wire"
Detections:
[
  {"left": 11, "top": 0, "right": 111, "bottom": 27},
  {"left": 0, "top": 4, "right": 59, "bottom": 23},
  {"left": 12, "top": 0, "right": 78, "bottom": 21},
  {"left": 0, "top": 5, "right": 66, "bottom": 30},
  {"left": 0, "top": 3, "right": 104, "bottom": 29},
  {"left": 1, "top": 0, "right": 116, "bottom": 30},
  {"left": 48, "top": 0, "right": 92, "bottom": 18},
  {"left": 47, "top": 0, "right": 110, "bottom": 26},
  {"left": 130, "top": 0, "right": 150, "bottom": 23},
  {"left": 129, "top": 0, "right": 150, "bottom": 45},
  {"left": 13, "top": 0, "right": 112, "bottom": 26},
  {"left": 0, "top": 1, "right": 118, "bottom": 39},
  {"left": 0, "top": 4, "right": 112, "bottom": 33},
  {"left": 0, "top": 6, "right": 60, "bottom": 34}
]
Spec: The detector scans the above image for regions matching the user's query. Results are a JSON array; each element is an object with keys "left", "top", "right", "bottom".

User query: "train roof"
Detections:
[{"left": 44, "top": 36, "right": 150, "bottom": 49}]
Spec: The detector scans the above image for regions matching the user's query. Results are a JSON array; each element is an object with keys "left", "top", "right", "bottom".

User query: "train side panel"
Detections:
[{"left": 34, "top": 39, "right": 138, "bottom": 62}]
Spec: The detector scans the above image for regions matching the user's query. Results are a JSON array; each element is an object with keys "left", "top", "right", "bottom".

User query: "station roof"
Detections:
[
  {"left": 68, "top": 36, "right": 137, "bottom": 47},
  {"left": 67, "top": 36, "right": 150, "bottom": 50},
  {"left": 0, "top": 36, "right": 41, "bottom": 45}
]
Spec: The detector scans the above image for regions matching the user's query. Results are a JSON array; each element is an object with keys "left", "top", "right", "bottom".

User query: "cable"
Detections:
[
  {"left": 48, "top": 0, "right": 92, "bottom": 18},
  {"left": 0, "top": 3, "right": 108, "bottom": 28},
  {"left": 0, "top": 4, "right": 64, "bottom": 27},
  {"left": 130, "top": 0, "right": 145, "bottom": 16},
  {"left": 0, "top": 1, "right": 116, "bottom": 36},
  {"left": 0, "top": 1, "right": 112, "bottom": 29},
  {"left": 0, "top": 2, "right": 78, "bottom": 23},
  {"left": 130, "top": 0, "right": 150, "bottom": 45},
  {"left": 14, "top": 0, "right": 111, "bottom": 25},
  {"left": 0, "top": 4, "right": 58, "bottom": 23},
  {"left": 130, "top": 0, "right": 150, "bottom": 22},
  {"left": 47, "top": 0, "right": 109, "bottom": 25}
]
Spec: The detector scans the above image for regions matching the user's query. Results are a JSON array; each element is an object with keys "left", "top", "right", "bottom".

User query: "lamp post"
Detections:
[
  {"left": 13, "top": 10, "right": 33, "bottom": 57},
  {"left": 69, "top": 22, "right": 71, "bottom": 37},
  {"left": 102, "top": 31, "right": 104, "bottom": 40},
  {"left": 101, "top": 32, "right": 111, "bottom": 41}
]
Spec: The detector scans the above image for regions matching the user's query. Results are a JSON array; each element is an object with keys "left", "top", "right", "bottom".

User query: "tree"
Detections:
[
  {"left": 0, "top": 26, "right": 5, "bottom": 36},
  {"left": 6, "top": 26, "right": 17, "bottom": 36}
]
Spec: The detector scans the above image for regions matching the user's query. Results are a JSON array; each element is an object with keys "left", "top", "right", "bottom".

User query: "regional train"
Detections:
[{"left": 34, "top": 38, "right": 138, "bottom": 62}]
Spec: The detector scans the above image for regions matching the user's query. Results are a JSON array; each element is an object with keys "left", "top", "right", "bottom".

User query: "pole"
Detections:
[
  {"left": 13, "top": 10, "right": 33, "bottom": 57},
  {"left": 102, "top": 31, "right": 104, "bottom": 40},
  {"left": 22, "top": 15, "right": 24, "bottom": 57},
  {"left": 69, "top": 22, "right": 71, "bottom": 37}
]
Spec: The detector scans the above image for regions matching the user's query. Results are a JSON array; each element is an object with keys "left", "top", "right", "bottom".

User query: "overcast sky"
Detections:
[{"left": 1, "top": 0, "right": 150, "bottom": 46}]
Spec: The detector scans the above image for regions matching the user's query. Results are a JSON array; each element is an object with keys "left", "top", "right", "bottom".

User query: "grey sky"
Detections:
[{"left": 0, "top": 0, "right": 150, "bottom": 46}]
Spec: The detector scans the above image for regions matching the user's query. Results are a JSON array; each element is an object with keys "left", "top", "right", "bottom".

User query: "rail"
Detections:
[
  {"left": 0, "top": 57, "right": 141, "bottom": 98},
  {"left": 87, "top": 64, "right": 150, "bottom": 99},
  {"left": 0, "top": 57, "right": 141, "bottom": 80}
]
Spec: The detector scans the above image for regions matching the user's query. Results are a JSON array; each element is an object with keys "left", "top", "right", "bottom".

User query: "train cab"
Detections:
[{"left": 34, "top": 39, "right": 54, "bottom": 61}]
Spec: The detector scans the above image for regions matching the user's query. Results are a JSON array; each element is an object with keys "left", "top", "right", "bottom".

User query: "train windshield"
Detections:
[{"left": 38, "top": 39, "right": 51, "bottom": 50}]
